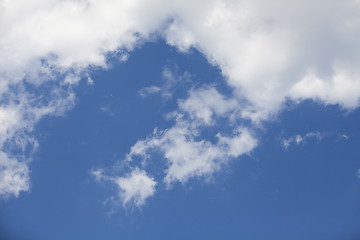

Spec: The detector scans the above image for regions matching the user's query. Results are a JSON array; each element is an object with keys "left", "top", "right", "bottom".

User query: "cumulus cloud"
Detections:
[
  {"left": 164, "top": 0, "right": 360, "bottom": 120},
  {"left": 91, "top": 168, "right": 156, "bottom": 207},
  {"left": 128, "top": 119, "right": 257, "bottom": 186},
  {"left": 2, "top": 0, "right": 360, "bottom": 113},
  {"left": 2, "top": 0, "right": 360, "bottom": 200},
  {"left": 290, "top": 67, "right": 360, "bottom": 108},
  {"left": 178, "top": 87, "right": 239, "bottom": 125},
  {"left": 115, "top": 168, "right": 156, "bottom": 207},
  {"left": 126, "top": 87, "right": 257, "bottom": 187}
]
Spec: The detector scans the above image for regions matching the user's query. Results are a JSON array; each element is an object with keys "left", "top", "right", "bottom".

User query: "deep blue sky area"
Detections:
[{"left": 1, "top": 41, "right": 360, "bottom": 240}]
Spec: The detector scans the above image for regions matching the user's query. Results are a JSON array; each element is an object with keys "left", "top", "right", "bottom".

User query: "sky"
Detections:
[{"left": 0, "top": 0, "right": 360, "bottom": 239}]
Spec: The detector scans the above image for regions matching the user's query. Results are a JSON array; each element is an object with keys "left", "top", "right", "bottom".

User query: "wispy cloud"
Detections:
[
  {"left": 138, "top": 86, "right": 161, "bottom": 97},
  {"left": 282, "top": 132, "right": 323, "bottom": 149},
  {"left": 281, "top": 132, "right": 351, "bottom": 149},
  {"left": 338, "top": 134, "right": 349, "bottom": 141},
  {"left": 87, "top": 77, "right": 94, "bottom": 85},
  {"left": 138, "top": 65, "right": 191, "bottom": 99},
  {"left": 0, "top": 84, "right": 75, "bottom": 197}
]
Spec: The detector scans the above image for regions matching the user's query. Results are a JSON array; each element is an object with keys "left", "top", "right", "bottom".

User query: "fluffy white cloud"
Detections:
[
  {"left": 2, "top": 0, "right": 360, "bottom": 110},
  {"left": 290, "top": 66, "right": 360, "bottom": 108},
  {"left": 115, "top": 168, "right": 156, "bottom": 207},
  {"left": 127, "top": 87, "right": 257, "bottom": 187},
  {"left": 178, "top": 87, "right": 239, "bottom": 125},
  {"left": 164, "top": 0, "right": 360, "bottom": 120},
  {"left": 2, "top": 0, "right": 360, "bottom": 199},
  {"left": 91, "top": 168, "right": 156, "bottom": 207}
]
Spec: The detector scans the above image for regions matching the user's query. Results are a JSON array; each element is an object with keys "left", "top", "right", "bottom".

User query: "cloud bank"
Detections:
[{"left": 1, "top": 0, "right": 360, "bottom": 203}]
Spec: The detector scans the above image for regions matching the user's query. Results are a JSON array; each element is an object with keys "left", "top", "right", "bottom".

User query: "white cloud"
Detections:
[
  {"left": 91, "top": 168, "right": 105, "bottom": 182},
  {"left": 2, "top": 0, "right": 360, "bottom": 114},
  {"left": 159, "top": 65, "right": 191, "bottom": 99},
  {"left": 126, "top": 87, "right": 257, "bottom": 187},
  {"left": 163, "top": 0, "right": 360, "bottom": 120},
  {"left": 115, "top": 168, "right": 156, "bottom": 207},
  {"left": 178, "top": 87, "right": 239, "bottom": 125},
  {"left": 128, "top": 119, "right": 257, "bottom": 187},
  {"left": 138, "top": 65, "right": 191, "bottom": 99},
  {"left": 0, "top": 151, "right": 30, "bottom": 198},
  {"left": 217, "top": 128, "right": 258, "bottom": 158},
  {"left": 289, "top": 66, "right": 360, "bottom": 108},
  {"left": 282, "top": 132, "right": 323, "bottom": 149},
  {"left": 87, "top": 76, "right": 94, "bottom": 85},
  {"left": 91, "top": 168, "right": 156, "bottom": 207},
  {"left": 0, "top": 84, "right": 75, "bottom": 197},
  {"left": 339, "top": 134, "right": 349, "bottom": 140},
  {"left": 138, "top": 85, "right": 161, "bottom": 98}
]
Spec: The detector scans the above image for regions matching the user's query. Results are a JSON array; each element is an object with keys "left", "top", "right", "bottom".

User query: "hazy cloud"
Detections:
[
  {"left": 138, "top": 85, "right": 161, "bottom": 97},
  {"left": 282, "top": 132, "right": 323, "bottom": 149},
  {"left": 138, "top": 65, "right": 191, "bottom": 99}
]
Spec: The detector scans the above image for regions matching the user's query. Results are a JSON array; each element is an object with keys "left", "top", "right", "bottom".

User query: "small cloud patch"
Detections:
[
  {"left": 282, "top": 132, "right": 323, "bottom": 149},
  {"left": 91, "top": 168, "right": 156, "bottom": 208}
]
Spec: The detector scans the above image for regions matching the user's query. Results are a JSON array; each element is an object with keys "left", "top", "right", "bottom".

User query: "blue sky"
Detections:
[{"left": 1, "top": 1, "right": 360, "bottom": 239}]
